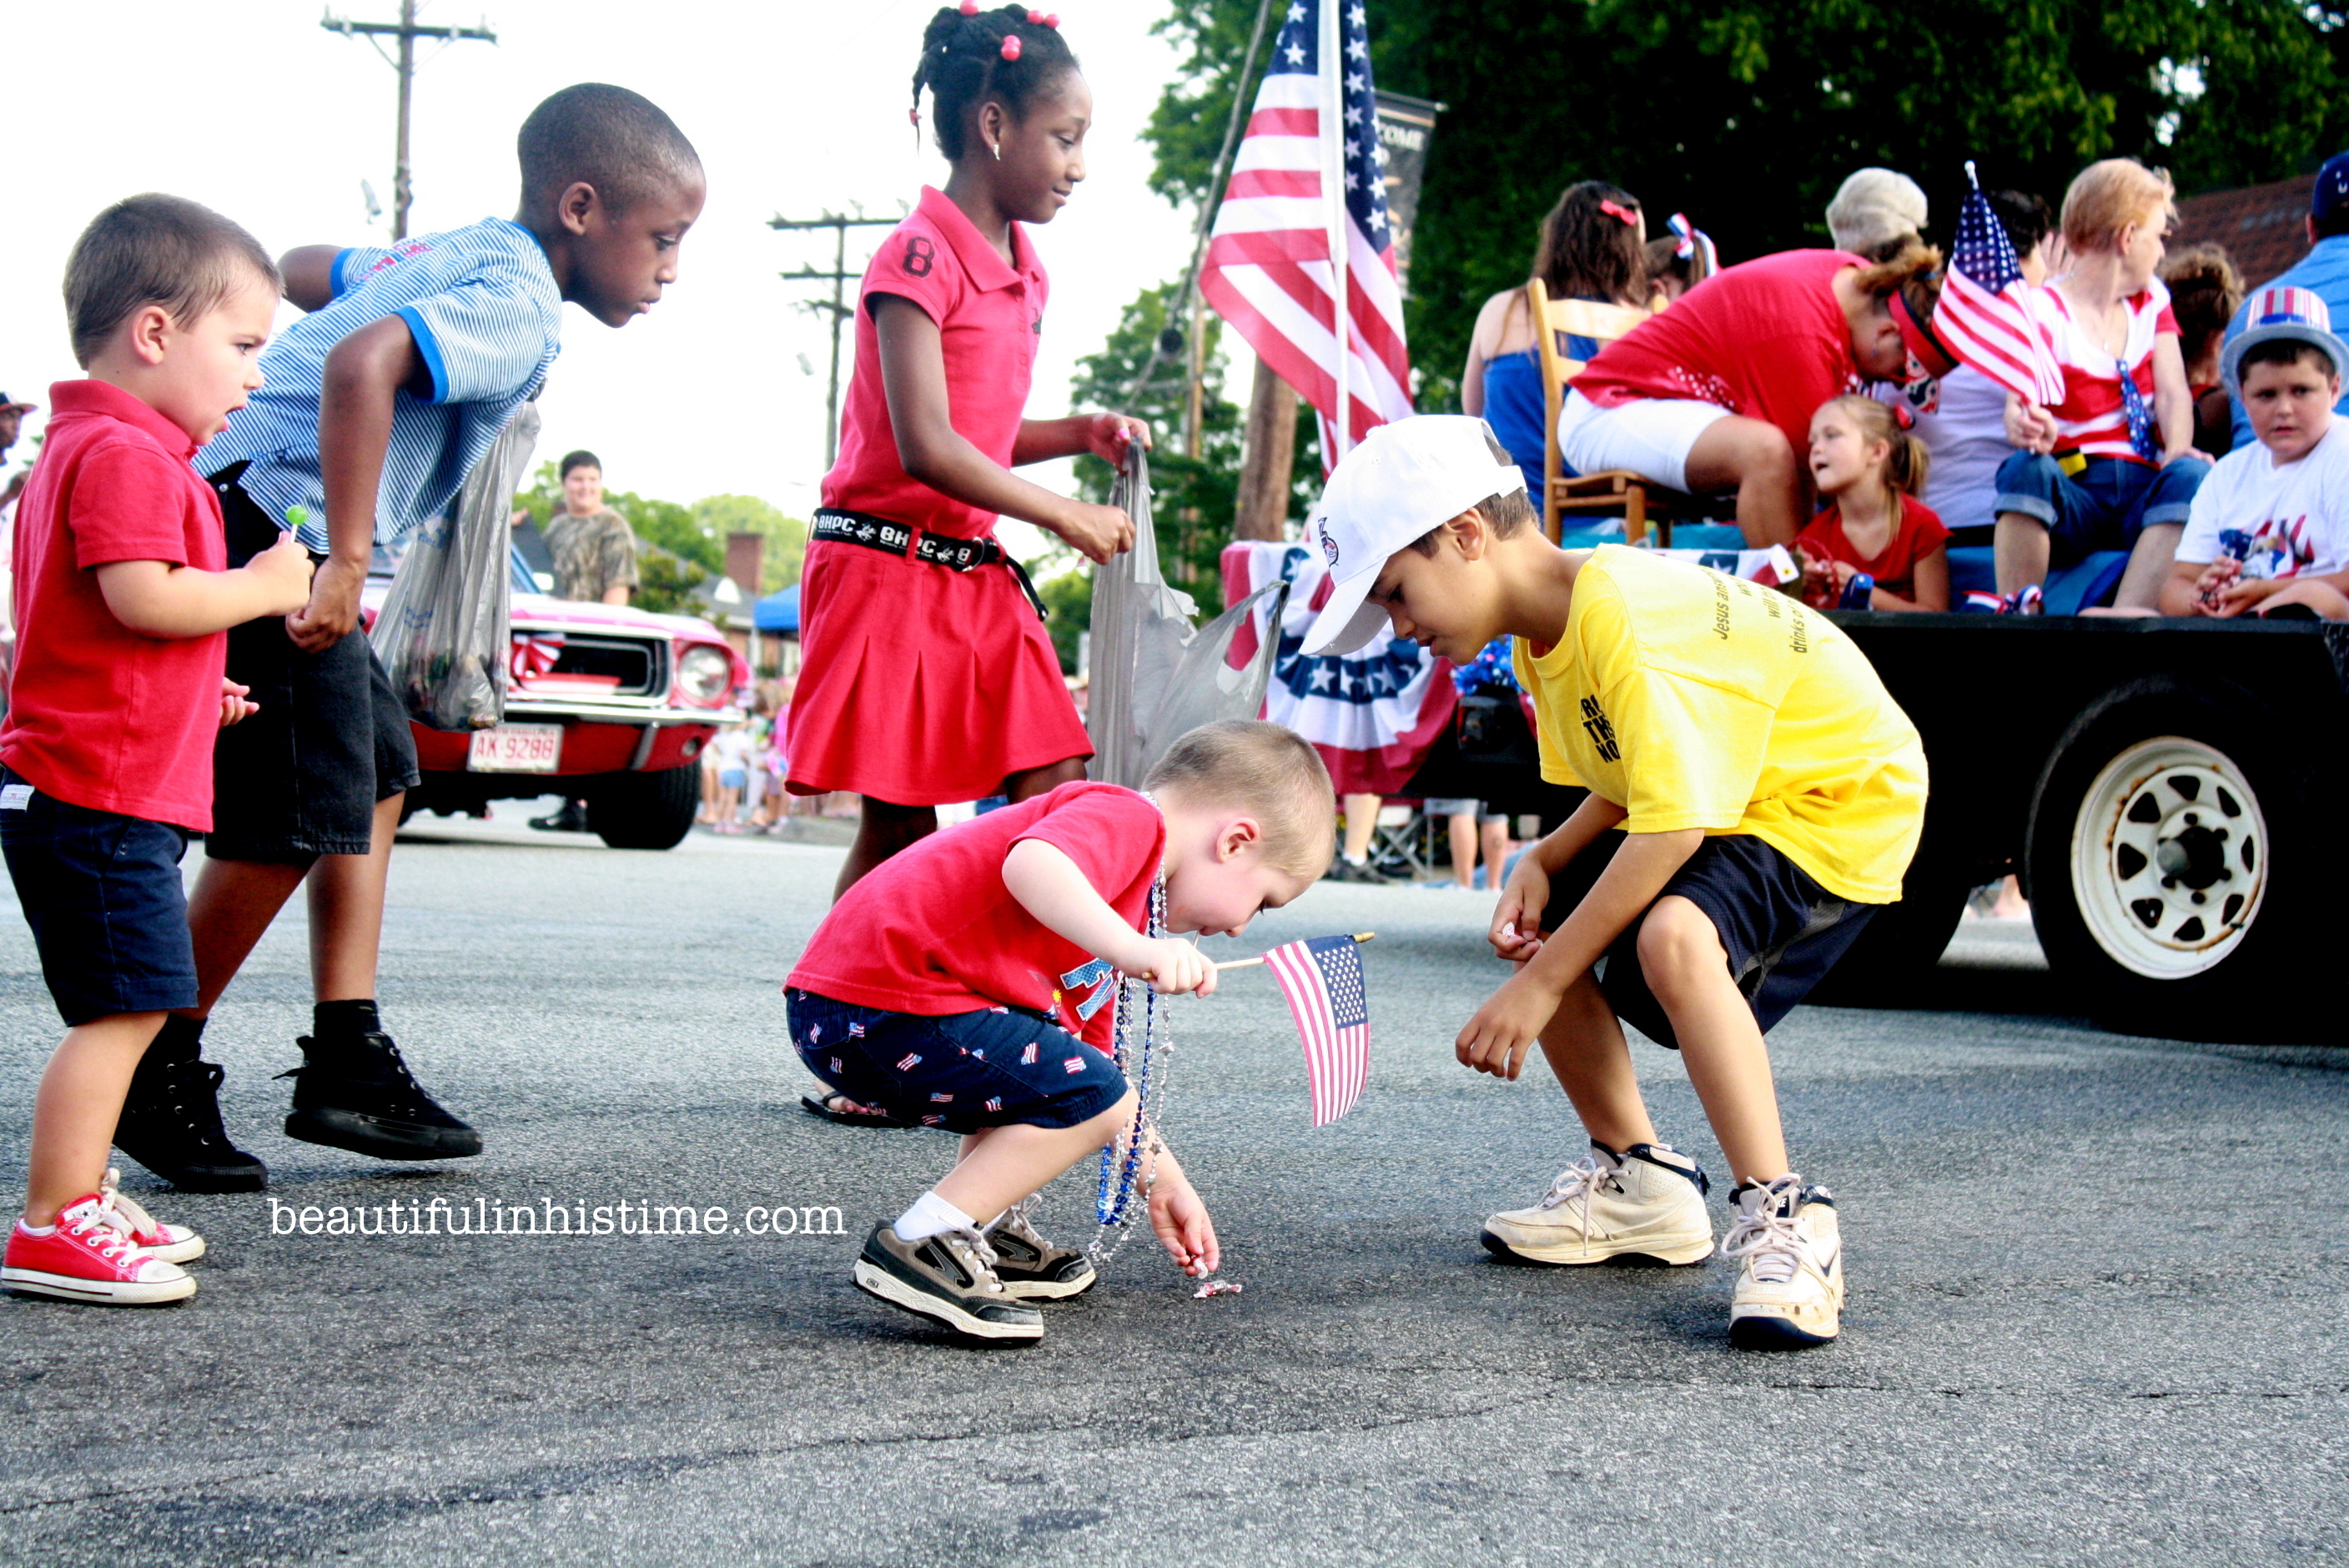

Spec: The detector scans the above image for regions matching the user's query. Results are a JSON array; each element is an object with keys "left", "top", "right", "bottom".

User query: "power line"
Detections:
[
  {"left": 321, "top": 2, "right": 497, "bottom": 240},
  {"left": 768, "top": 210, "right": 903, "bottom": 470}
]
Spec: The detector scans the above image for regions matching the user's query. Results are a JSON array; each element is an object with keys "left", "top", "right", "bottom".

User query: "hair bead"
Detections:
[
  {"left": 1000, "top": 33, "right": 1022, "bottom": 59},
  {"left": 958, "top": 0, "right": 978, "bottom": 13}
]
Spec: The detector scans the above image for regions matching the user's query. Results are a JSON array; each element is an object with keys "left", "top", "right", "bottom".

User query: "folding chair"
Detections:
[{"left": 1529, "top": 279, "right": 1707, "bottom": 546}]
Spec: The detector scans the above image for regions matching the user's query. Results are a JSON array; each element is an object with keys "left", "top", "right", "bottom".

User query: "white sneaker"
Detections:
[
  {"left": 1481, "top": 1142, "right": 1714, "bottom": 1265},
  {"left": 1723, "top": 1177, "right": 1843, "bottom": 1349}
]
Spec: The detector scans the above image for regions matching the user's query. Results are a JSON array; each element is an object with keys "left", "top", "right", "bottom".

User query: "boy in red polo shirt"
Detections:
[{"left": 0, "top": 196, "right": 314, "bottom": 1305}]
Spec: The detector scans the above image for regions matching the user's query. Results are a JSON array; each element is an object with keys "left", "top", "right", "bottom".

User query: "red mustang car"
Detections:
[{"left": 365, "top": 549, "right": 749, "bottom": 849}]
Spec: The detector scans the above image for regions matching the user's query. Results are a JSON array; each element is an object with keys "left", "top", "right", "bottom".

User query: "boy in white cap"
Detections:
[
  {"left": 2160, "top": 288, "right": 2349, "bottom": 620},
  {"left": 1302, "top": 415, "right": 1927, "bottom": 1349}
]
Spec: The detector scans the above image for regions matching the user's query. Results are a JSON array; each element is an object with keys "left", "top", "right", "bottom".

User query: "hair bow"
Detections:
[
  {"left": 1667, "top": 214, "right": 1719, "bottom": 274},
  {"left": 1597, "top": 199, "right": 1638, "bottom": 226}
]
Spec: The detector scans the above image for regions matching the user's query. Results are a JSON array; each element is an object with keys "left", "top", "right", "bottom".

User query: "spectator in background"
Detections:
[
  {"left": 2162, "top": 244, "right": 2246, "bottom": 456},
  {"left": 0, "top": 390, "right": 33, "bottom": 524},
  {"left": 1914, "top": 190, "right": 2054, "bottom": 540},
  {"left": 1826, "top": 168, "right": 1929, "bottom": 262},
  {"left": 1643, "top": 231, "right": 1714, "bottom": 307},
  {"left": 542, "top": 449, "right": 638, "bottom": 606},
  {"left": 1797, "top": 395, "right": 1950, "bottom": 611},
  {"left": 1421, "top": 799, "right": 1512, "bottom": 892},
  {"left": 2224, "top": 150, "right": 2349, "bottom": 451},
  {"left": 1461, "top": 181, "right": 1652, "bottom": 497},
  {"left": 1994, "top": 159, "right": 2206, "bottom": 612}
]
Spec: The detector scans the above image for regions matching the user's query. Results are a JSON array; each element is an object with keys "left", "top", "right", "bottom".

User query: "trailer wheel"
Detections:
[{"left": 2025, "top": 679, "right": 2314, "bottom": 1041}]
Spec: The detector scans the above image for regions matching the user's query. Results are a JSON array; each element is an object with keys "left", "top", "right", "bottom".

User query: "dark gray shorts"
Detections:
[
  {"left": 1542, "top": 832, "right": 1876, "bottom": 1048},
  {"left": 205, "top": 474, "right": 420, "bottom": 863}
]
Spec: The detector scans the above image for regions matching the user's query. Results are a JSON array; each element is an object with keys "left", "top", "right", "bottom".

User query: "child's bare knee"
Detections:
[
  {"left": 1635, "top": 897, "right": 1728, "bottom": 998},
  {"left": 1077, "top": 1088, "right": 1139, "bottom": 1147}
]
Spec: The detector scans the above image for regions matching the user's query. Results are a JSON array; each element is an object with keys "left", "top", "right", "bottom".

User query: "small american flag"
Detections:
[
  {"left": 1263, "top": 934, "right": 1371, "bottom": 1126},
  {"left": 1933, "top": 167, "right": 2065, "bottom": 406},
  {"left": 1200, "top": 0, "right": 1412, "bottom": 462}
]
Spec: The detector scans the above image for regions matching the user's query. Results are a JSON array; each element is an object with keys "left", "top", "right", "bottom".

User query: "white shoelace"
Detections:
[
  {"left": 1720, "top": 1189, "right": 1803, "bottom": 1282},
  {"left": 1533, "top": 1154, "right": 1621, "bottom": 1245},
  {"left": 63, "top": 1205, "right": 139, "bottom": 1264},
  {"left": 95, "top": 1168, "right": 161, "bottom": 1242},
  {"left": 938, "top": 1225, "right": 1008, "bottom": 1295}
]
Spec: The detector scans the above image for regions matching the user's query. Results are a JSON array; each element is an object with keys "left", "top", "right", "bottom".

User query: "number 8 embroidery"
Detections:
[{"left": 903, "top": 236, "right": 935, "bottom": 278}]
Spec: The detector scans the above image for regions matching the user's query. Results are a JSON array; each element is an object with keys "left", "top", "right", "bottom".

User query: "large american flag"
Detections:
[
  {"left": 1933, "top": 170, "right": 2065, "bottom": 406},
  {"left": 1263, "top": 934, "right": 1371, "bottom": 1126},
  {"left": 1200, "top": 0, "right": 1412, "bottom": 460}
]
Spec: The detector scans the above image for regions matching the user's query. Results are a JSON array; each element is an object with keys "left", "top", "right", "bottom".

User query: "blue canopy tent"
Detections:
[{"left": 752, "top": 585, "right": 800, "bottom": 634}]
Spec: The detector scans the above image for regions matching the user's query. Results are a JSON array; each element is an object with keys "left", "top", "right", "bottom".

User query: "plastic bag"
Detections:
[
  {"left": 370, "top": 401, "right": 541, "bottom": 731},
  {"left": 1086, "top": 444, "right": 1290, "bottom": 788}
]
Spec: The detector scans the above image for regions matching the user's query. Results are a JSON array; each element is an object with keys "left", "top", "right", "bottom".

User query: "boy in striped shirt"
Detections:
[
  {"left": 1991, "top": 158, "right": 2211, "bottom": 612},
  {"left": 110, "top": 85, "right": 706, "bottom": 1193}
]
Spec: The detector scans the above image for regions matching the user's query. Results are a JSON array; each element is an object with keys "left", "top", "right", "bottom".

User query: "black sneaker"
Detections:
[
  {"left": 529, "top": 800, "right": 591, "bottom": 832},
  {"left": 279, "top": 1032, "right": 482, "bottom": 1160},
  {"left": 1325, "top": 857, "right": 1392, "bottom": 885},
  {"left": 985, "top": 1200, "right": 1097, "bottom": 1299},
  {"left": 113, "top": 1052, "right": 269, "bottom": 1194},
  {"left": 851, "top": 1222, "right": 1044, "bottom": 1341}
]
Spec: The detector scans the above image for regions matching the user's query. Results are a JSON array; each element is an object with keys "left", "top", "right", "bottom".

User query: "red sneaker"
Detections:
[
  {"left": 98, "top": 1168, "right": 204, "bottom": 1264},
  {"left": 2, "top": 1194, "right": 195, "bottom": 1304}
]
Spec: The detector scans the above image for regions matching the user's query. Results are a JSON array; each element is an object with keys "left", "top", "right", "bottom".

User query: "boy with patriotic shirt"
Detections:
[
  {"left": 788, "top": 721, "right": 1333, "bottom": 1342},
  {"left": 111, "top": 85, "right": 707, "bottom": 1195},
  {"left": 1302, "top": 416, "right": 1925, "bottom": 1351},
  {"left": 3, "top": 196, "right": 314, "bottom": 1304},
  {"left": 2160, "top": 289, "right": 2349, "bottom": 620}
]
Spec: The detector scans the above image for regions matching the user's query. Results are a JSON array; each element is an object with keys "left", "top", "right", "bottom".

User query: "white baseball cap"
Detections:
[{"left": 1301, "top": 415, "right": 1529, "bottom": 656}]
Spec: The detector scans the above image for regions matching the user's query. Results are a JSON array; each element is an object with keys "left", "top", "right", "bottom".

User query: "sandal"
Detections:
[{"left": 799, "top": 1092, "right": 915, "bottom": 1129}]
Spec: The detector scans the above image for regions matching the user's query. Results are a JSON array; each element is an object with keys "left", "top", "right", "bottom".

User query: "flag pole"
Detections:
[
  {"left": 1320, "top": 0, "right": 1350, "bottom": 459},
  {"left": 1215, "top": 932, "right": 1376, "bottom": 971}
]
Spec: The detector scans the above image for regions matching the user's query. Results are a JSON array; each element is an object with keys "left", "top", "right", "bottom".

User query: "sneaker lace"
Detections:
[
  {"left": 63, "top": 1203, "right": 140, "bottom": 1264},
  {"left": 1534, "top": 1154, "right": 1618, "bottom": 1246},
  {"left": 158, "top": 1059, "right": 239, "bottom": 1153},
  {"left": 1720, "top": 1191, "right": 1803, "bottom": 1284},
  {"left": 938, "top": 1225, "right": 1008, "bottom": 1295},
  {"left": 984, "top": 1196, "right": 1040, "bottom": 1244},
  {"left": 95, "top": 1168, "right": 159, "bottom": 1241}
]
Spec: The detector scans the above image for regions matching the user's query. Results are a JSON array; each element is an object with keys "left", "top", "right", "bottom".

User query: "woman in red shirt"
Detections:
[
  {"left": 787, "top": 5, "right": 1148, "bottom": 898},
  {"left": 1561, "top": 247, "right": 1943, "bottom": 548},
  {"left": 1795, "top": 395, "right": 1951, "bottom": 611}
]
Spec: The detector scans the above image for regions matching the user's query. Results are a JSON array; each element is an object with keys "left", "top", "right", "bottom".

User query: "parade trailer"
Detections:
[{"left": 1411, "top": 612, "right": 2346, "bottom": 1045}]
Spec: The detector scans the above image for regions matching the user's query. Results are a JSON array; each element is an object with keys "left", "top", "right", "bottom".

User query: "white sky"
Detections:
[{"left": 1, "top": 1, "right": 1203, "bottom": 555}]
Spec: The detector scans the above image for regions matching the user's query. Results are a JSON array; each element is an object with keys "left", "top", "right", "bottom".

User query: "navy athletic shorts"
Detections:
[
  {"left": 0, "top": 769, "right": 199, "bottom": 1026},
  {"left": 1542, "top": 832, "right": 1877, "bottom": 1048},
  {"left": 787, "top": 988, "right": 1129, "bottom": 1133}
]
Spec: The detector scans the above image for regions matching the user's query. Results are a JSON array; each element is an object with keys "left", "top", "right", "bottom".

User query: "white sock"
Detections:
[
  {"left": 892, "top": 1190, "right": 976, "bottom": 1243},
  {"left": 16, "top": 1219, "right": 55, "bottom": 1237}
]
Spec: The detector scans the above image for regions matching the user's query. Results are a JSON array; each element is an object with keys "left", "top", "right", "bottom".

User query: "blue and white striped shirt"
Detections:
[{"left": 206, "top": 217, "right": 562, "bottom": 552}]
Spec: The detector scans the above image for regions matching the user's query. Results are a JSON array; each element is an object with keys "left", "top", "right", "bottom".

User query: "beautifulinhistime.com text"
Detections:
[{"left": 267, "top": 1197, "right": 847, "bottom": 1238}]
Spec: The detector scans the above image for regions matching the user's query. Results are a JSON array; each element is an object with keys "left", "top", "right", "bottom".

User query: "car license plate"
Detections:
[{"left": 466, "top": 724, "right": 563, "bottom": 773}]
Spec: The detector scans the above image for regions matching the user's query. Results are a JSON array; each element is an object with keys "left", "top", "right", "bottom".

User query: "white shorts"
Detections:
[{"left": 1556, "top": 389, "right": 1733, "bottom": 494}]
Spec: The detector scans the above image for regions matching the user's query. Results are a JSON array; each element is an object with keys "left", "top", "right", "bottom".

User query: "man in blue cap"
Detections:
[{"left": 2223, "top": 152, "right": 2349, "bottom": 449}]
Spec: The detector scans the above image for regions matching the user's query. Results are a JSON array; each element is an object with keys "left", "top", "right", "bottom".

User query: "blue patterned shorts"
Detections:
[{"left": 787, "top": 989, "right": 1130, "bottom": 1132}]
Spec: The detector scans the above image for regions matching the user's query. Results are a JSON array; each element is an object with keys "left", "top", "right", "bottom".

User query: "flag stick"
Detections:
[{"left": 1215, "top": 932, "right": 1376, "bottom": 971}]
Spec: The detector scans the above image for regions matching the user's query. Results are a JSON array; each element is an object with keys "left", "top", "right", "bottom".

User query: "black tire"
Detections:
[
  {"left": 2024, "top": 676, "right": 2321, "bottom": 1043},
  {"left": 586, "top": 762, "right": 702, "bottom": 851}
]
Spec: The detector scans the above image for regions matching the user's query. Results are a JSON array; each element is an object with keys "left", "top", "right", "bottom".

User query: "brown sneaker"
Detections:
[
  {"left": 985, "top": 1200, "right": 1098, "bottom": 1299},
  {"left": 851, "top": 1222, "right": 1043, "bottom": 1341}
]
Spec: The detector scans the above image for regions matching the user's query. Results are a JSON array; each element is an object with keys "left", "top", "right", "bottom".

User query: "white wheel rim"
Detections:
[{"left": 2070, "top": 736, "right": 2268, "bottom": 980}]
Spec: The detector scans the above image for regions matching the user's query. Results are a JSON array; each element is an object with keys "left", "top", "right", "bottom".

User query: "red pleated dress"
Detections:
[{"left": 785, "top": 186, "right": 1092, "bottom": 807}]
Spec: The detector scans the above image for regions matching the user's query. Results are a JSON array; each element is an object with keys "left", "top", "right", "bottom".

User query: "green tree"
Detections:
[
  {"left": 1037, "top": 565, "right": 1094, "bottom": 675},
  {"left": 690, "top": 494, "right": 807, "bottom": 594}
]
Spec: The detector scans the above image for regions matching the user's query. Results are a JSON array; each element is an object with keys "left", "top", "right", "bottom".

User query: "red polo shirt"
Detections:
[
  {"left": 821, "top": 185, "right": 1049, "bottom": 540},
  {"left": 0, "top": 380, "right": 229, "bottom": 832}
]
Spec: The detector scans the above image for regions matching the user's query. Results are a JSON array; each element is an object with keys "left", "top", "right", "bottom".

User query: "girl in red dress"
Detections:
[
  {"left": 787, "top": 3, "right": 1147, "bottom": 898},
  {"left": 1795, "top": 395, "right": 1951, "bottom": 611}
]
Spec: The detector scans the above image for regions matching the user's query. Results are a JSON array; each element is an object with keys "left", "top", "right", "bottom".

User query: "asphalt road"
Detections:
[{"left": 1, "top": 807, "right": 2341, "bottom": 1568}]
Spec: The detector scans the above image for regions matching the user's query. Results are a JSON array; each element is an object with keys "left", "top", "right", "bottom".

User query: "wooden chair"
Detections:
[{"left": 1528, "top": 279, "right": 1703, "bottom": 545}]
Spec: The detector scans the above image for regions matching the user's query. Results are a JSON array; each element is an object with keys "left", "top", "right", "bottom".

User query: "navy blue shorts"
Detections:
[
  {"left": 1542, "top": 832, "right": 1876, "bottom": 1049},
  {"left": 205, "top": 472, "right": 420, "bottom": 862},
  {"left": 787, "top": 989, "right": 1129, "bottom": 1133},
  {"left": 0, "top": 770, "right": 199, "bottom": 1026}
]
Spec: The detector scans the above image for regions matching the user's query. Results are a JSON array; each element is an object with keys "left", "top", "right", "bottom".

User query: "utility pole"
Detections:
[
  {"left": 769, "top": 211, "right": 901, "bottom": 470},
  {"left": 322, "top": 3, "right": 497, "bottom": 241}
]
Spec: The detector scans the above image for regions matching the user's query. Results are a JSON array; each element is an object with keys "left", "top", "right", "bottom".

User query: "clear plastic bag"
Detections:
[{"left": 370, "top": 401, "right": 541, "bottom": 732}]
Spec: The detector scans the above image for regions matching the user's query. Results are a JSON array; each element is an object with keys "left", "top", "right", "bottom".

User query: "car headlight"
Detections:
[{"left": 675, "top": 645, "right": 732, "bottom": 708}]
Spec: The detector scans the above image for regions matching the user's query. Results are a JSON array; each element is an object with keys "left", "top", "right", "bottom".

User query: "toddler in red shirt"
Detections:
[
  {"left": 0, "top": 197, "right": 314, "bottom": 1307},
  {"left": 1795, "top": 395, "right": 1951, "bottom": 611},
  {"left": 787, "top": 721, "right": 1334, "bottom": 1342}
]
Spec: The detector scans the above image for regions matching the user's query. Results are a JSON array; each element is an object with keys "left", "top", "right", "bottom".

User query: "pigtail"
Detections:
[
  {"left": 911, "top": 4, "right": 1079, "bottom": 163},
  {"left": 1885, "top": 430, "right": 1929, "bottom": 496}
]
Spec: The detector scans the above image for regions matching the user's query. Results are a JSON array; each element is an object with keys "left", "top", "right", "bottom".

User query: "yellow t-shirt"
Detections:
[{"left": 1513, "top": 545, "right": 1927, "bottom": 904}]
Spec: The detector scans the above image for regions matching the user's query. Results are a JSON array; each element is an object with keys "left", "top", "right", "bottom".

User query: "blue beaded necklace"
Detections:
[{"left": 1089, "top": 877, "right": 1169, "bottom": 1264}]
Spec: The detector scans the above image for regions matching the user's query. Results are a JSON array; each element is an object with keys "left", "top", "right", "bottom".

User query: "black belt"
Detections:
[{"left": 812, "top": 508, "right": 1047, "bottom": 621}]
